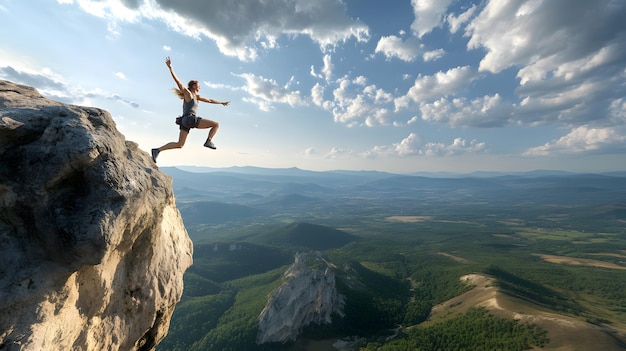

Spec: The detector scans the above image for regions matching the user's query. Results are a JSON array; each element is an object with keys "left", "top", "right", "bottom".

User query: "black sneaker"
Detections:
[{"left": 151, "top": 148, "right": 160, "bottom": 162}]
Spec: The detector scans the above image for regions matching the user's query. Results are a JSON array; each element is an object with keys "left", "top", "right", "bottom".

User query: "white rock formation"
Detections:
[
  {"left": 256, "top": 251, "right": 345, "bottom": 344},
  {"left": 0, "top": 80, "right": 193, "bottom": 351}
]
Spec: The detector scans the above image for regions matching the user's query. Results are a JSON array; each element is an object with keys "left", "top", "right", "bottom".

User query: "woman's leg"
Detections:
[
  {"left": 152, "top": 129, "right": 189, "bottom": 162},
  {"left": 159, "top": 130, "right": 189, "bottom": 151},
  {"left": 196, "top": 119, "right": 219, "bottom": 148}
]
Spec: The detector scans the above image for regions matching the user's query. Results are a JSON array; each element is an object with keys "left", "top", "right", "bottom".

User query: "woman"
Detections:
[{"left": 151, "top": 56, "right": 229, "bottom": 163}]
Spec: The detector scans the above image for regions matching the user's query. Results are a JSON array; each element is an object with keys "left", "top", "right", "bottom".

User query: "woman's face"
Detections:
[{"left": 189, "top": 81, "right": 200, "bottom": 93}]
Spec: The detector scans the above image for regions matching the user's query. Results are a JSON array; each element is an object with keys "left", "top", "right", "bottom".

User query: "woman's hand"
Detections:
[
  {"left": 222, "top": 101, "right": 230, "bottom": 106},
  {"left": 165, "top": 56, "right": 172, "bottom": 68}
]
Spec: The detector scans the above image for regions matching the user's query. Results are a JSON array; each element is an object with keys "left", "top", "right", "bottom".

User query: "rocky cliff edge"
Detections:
[{"left": 0, "top": 80, "right": 193, "bottom": 350}]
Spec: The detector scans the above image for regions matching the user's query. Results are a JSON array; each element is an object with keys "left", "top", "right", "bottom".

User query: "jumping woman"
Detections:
[{"left": 151, "top": 56, "right": 229, "bottom": 163}]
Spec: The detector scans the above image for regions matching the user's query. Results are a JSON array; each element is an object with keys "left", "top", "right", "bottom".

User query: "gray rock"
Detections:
[
  {"left": 256, "top": 251, "right": 345, "bottom": 344},
  {"left": 0, "top": 80, "right": 193, "bottom": 351}
]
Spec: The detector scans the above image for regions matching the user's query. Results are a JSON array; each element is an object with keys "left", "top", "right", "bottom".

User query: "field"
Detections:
[{"left": 157, "top": 167, "right": 626, "bottom": 351}]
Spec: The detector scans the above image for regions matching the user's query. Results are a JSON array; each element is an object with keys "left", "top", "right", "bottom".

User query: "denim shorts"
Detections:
[{"left": 178, "top": 115, "right": 202, "bottom": 132}]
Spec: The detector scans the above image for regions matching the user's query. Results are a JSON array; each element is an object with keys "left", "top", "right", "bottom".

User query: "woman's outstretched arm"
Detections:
[
  {"left": 197, "top": 96, "right": 230, "bottom": 106},
  {"left": 166, "top": 56, "right": 191, "bottom": 99}
]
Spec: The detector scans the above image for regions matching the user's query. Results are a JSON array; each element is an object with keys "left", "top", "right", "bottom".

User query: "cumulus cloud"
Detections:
[
  {"left": 423, "top": 48, "right": 445, "bottom": 62},
  {"left": 66, "top": 0, "right": 369, "bottom": 61},
  {"left": 410, "top": 0, "right": 455, "bottom": 38},
  {"left": 420, "top": 94, "right": 513, "bottom": 128},
  {"left": 421, "top": 137, "right": 486, "bottom": 156},
  {"left": 465, "top": 0, "right": 626, "bottom": 127},
  {"left": 318, "top": 76, "right": 394, "bottom": 126},
  {"left": 523, "top": 125, "right": 626, "bottom": 156},
  {"left": 236, "top": 73, "right": 305, "bottom": 111},
  {"left": 311, "top": 54, "right": 334, "bottom": 81},
  {"left": 395, "top": 66, "right": 474, "bottom": 110},
  {"left": 446, "top": 5, "right": 476, "bottom": 34},
  {"left": 375, "top": 35, "right": 422, "bottom": 62},
  {"left": 366, "top": 133, "right": 485, "bottom": 158}
]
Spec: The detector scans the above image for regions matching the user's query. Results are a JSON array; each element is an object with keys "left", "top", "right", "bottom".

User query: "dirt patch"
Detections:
[
  {"left": 533, "top": 254, "right": 626, "bottom": 270},
  {"left": 492, "top": 234, "right": 515, "bottom": 238},
  {"left": 385, "top": 215, "right": 432, "bottom": 222},
  {"left": 437, "top": 252, "right": 471, "bottom": 264}
]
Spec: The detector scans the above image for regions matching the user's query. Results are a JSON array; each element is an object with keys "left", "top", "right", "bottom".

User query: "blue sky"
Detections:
[{"left": 1, "top": 0, "right": 625, "bottom": 173}]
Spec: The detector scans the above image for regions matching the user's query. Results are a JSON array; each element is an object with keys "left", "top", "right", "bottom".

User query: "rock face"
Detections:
[
  {"left": 256, "top": 251, "right": 345, "bottom": 344},
  {"left": 0, "top": 80, "right": 193, "bottom": 350}
]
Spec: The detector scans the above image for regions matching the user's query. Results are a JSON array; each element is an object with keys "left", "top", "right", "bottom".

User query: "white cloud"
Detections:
[
  {"left": 410, "top": 0, "right": 455, "bottom": 38},
  {"left": 446, "top": 5, "right": 476, "bottom": 34},
  {"left": 310, "top": 54, "right": 334, "bottom": 81},
  {"left": 375, "top": 35, "right": 422, "bottom": 62},
  {"left": 523, "top": 125, "right": 626, "bottom": 156},
  {"left": 421, "top": 137, "right": 486, "bottom": 156},
  {"left": 115, "top": 72, "right": 127, "bottom": 80},
  {"left": 202, "top": 81, "right": 238, "bottom": 91},
  {"left": 423, "top": 48, "right": 445, "bottom": 62},
  {"left": 324, "top": 147, "right": 353, "bottom": 159},
  {"left": 318, "top": 76, "right": 394, "bottom": 126},
  {"left": 311, "top": 83, "right": 325, "bottom": 108},
  {"left": 70, "top": 0, "right": 140, "bottom": 22},
  {"left": 394, "top": 66, "right": 474, "bottom": 110},
  {"left": 236, "top": 73, "right": 305, "bottom": 111},
  {"left": 321, "top": 54, "right": 333, "bottom": 81},
  {"left": 304, "top": 147, "right": 318, "bottom": 156},
  {"left": 420, "top": 94, "right": 513, "bottom": 128},
  {"left": 365, "top": 133, "right": 485, "bottom": 158}
]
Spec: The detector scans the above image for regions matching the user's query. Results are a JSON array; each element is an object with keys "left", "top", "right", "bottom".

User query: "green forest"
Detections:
[{"left": 157, "top": 170, "right": 626, "bottom": 350}]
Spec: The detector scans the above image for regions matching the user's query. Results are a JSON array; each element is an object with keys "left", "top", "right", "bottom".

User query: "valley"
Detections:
[{"left": 157, "top": 167, "right": 626, "bottom": 351}]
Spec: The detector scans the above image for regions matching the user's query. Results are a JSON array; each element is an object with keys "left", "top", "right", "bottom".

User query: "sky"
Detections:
[{"left": 1, "top": 0, "right": 626, "bottom": 174}]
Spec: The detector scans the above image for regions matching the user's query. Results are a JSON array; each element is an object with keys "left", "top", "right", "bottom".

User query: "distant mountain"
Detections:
[
  {"left": 171, "top": 165, "right": 623, "bottom": 178},
  {"left": 162, "top": 166, "right": 626, "bottom": 209},
  {"left": 174, "top": 165, "right": 328, "bottom": 177}
]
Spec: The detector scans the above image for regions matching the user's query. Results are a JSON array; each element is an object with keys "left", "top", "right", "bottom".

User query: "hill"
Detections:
[{"left": 425, "top": 273, "right": 626, "bottom": 351}]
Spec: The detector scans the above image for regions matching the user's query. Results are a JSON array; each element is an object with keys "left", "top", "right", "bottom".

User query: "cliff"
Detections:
[
  {"left": 0, "top": 80, "right": 193, "bottom": 350},
  {"left": 256, "top": 251, "right": 345, "bottom": 344}
]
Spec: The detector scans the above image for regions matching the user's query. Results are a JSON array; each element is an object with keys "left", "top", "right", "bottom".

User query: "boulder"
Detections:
[{"left": 0, "top": 80, "right": 193, "bottom": 350}]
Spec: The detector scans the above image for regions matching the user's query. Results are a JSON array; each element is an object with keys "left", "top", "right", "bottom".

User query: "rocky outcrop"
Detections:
[
  {"left": 0, "top": 80, "right": 193, "bottom": 350},
  {"left": 256, "top": 251, "right": 345, "bottom": 344}
]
